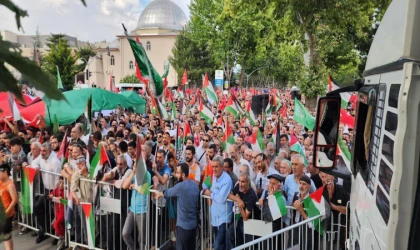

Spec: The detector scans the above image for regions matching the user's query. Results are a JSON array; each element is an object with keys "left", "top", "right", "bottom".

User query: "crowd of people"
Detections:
[{"left": 0, "top": 87, "right": 353, "bottom": 250}]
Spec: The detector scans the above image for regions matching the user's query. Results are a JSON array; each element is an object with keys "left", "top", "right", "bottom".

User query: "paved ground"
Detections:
[
  {"left": 0, "top": 225, "right": 57, "bottom": 250},
  {"left": 0, "top": 225, "right": 178, "bottom": 250}
]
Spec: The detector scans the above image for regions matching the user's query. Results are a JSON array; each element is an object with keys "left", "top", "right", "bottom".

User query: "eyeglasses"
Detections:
[{"left": 202, "top": 139, "right": 209, "bottom": 142}]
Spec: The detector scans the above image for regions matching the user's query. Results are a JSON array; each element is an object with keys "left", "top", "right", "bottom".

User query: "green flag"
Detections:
[
  {"left": 161, "top": 62, "right": 170, "bottom": 79},
  {"left": 56, "top": 65, "right": 63, "bottom": 89},
  {"left": 124, "top": 29, "right": 163, "bottom": 97},
  {"left": 52, "top": 114, "right": 59, "bottom": 134},
  {"left": 294, "top": 98, "right": 315, "bottom": 130}
]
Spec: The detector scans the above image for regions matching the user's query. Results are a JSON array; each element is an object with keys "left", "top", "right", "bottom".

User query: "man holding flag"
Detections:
[{"left": 291, "top": 175, "right": 320, "bottom": 250}]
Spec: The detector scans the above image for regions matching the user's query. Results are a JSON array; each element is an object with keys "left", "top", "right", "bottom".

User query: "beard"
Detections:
[
  {"left": 231, "top": 155, "right": 237, "bottom": 161},
  {"left": 299, "top": 189, "right": 307, "bottom": 196},
  {"left": 186, "top": 156, "right": 193, "bottom": 163}
]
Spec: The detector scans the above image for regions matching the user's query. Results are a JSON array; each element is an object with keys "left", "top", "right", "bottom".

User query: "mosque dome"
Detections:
[{"left": 136, "top": 0, "right": 187, "bottom": 31}]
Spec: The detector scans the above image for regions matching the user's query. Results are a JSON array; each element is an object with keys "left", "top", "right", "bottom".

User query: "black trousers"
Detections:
[
  {"left": 176, "top": 226, "right": 196, "bottom": 250},
  {"left": 34, "top": 188, "right": 53, "bottom": 236}
]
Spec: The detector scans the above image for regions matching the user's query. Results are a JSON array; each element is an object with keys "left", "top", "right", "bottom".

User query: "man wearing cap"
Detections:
[
  {"left": 0, "top": 163, "right": 18, "bottom": 250},
  {"left": 226, "top": 173, "right": 258, "bottom": 248},
  {"left": 284, "top": 154, "right": 316, "bottom": 206},
  {"left": 291, "top": 175, "right": 318, "bottom": 249},
  {"left": 259, "top": 173, "right": 287, "bottom": 242}
]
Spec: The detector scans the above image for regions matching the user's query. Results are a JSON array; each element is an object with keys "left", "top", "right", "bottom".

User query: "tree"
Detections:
[
  {"left": 75, "top": 45, "right": 96, "bottom": 73},
  {"left": 169, "top": 27, "right": 218, "bottom": 86},
  {"left": 0, "top": 0, "right": 88, "bottom": 101},
  {"left": 44, "top": 38, "right": 78, "bottom": 90},
  {"left": 120, "top": 74, "right": 140, "bottom": 83}
]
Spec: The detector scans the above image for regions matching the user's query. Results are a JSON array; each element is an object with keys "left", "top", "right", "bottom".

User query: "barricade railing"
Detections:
[
  {"left": 200, "top": 192, "right": 348, "bottom": 250},
  {"left": 17, "top": 169, "right": 174, "bottom": 250},
  {"left": 16, "top": 169, "right": 347, "bottom": 250}
]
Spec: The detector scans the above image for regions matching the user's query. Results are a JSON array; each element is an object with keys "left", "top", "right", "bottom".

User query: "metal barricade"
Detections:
[
  {"left": 18, "top": 169, "right": 63, "bottom": 240},
  {"left": 16, "top": 169, "right": 348, "bottom": 250}
]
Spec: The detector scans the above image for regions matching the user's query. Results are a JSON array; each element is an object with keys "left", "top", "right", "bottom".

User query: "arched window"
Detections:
[
  {"left": 146, "top": 41, "right": 151, "bottom": 51},
  {"left": 129, "top": 61, "right": 134, "bottom": 70},
  {"left": 110, "top": 55, "right": 115, "bottom": 65}
]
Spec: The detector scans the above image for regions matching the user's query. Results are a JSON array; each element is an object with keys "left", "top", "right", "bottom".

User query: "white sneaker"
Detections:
[{"left": 170, "top": 231, "right": 176, "bottom": 241}]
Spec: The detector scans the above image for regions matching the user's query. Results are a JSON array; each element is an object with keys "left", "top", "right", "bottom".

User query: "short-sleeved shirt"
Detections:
[
  {"left": 330, "top": 184, "right": 350, "bottom": 223},
  {"left": 129, "top": 173, "right": 151, "bottom": 214},
  {"left": 231, "top": 184, "right": 258, "bottom": 215}
]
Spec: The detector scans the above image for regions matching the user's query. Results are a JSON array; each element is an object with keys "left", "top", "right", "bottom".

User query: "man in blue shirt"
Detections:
[
  {"left": 122, "top": 163, "right": 151, "bottom": 250},
  {"left": 283, "top": 154, "right": 316, "bottom": 206},
  {"left": 156, "top": 163, "right": 200, "bottom": 250},
  {"left": 203, "top": 155, "right": 232, "bottom": 250}
]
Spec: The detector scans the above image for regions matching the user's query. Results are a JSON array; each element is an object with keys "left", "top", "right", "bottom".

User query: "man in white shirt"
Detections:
[
  {"left": 33, "top": 142, "right": 61, "bottom": 243},
  {"left": 195, "top": 134, "right": 211, "bottom": 172},
  {"left": 229, "top": 144, "right": 251, "bottom": 177}
]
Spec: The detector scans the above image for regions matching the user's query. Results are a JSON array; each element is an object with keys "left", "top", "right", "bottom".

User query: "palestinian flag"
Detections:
[
  {"left": 135, "top": 136, "right": 151, "bottom": 194},
  {"left": 328, "top": 75, "right": 350, "bottom": 109},
  {"left": 294, "top": 98, "right": 315, "bottom": 130},
  {"left": 183, "top": 121, "right": 191, "bottom": 143},
  {"left": 157, "top": 98, "right": 170, "bottom": 120},
  {"left": 290, "top": 132, "right": 308, "bottom": 166},
  {"left": 90, "top": 144, "right": 110, "bottom": 179},
  {"left": 56, "top": 130, "right": 68, "bottom": 164},
  {"left": 81, "top": 202, "right": 95, "bottom": 249},
  {"left": 246, "top": 101, "right": 256, "bottom": 126},
  {"left": 177, "top": 87, "right": 184, "bottom": 99},
  {"left": 303, "top": 185, "right": 331, "bottom": 235},
  {"left": 203, "top": 161, "right": 214, "bottom": 188},
  {"left": 247, "top": 130, "right": 266, "bottom": 152},
  {"left": 176, "top": 124, "right": 182, "bottom": 151},
  {"left": 21, "top": 166, "right": 37, "bottom": 214},
  {"left": 200, "top": 97, "right": 214, "bottom": 125},
  {"left": 8, "top": 92, "right": 22, "bottom": 121},
  {"left": 225, "top": 96, "right": 239, "bottom": 118},
  {"left": 262, "top": 191, "right": 287, "bottom": 222},
  {"left": 125, "top": 29, "right": 163, "bottom": 97},
  {"left": 340, "top": 109, "right": 355, "bottom": 129},
  {"left": 170, "top": 102, "right": 177, "bottom": 120},
  {"left": 221, "top": 124, "right": 235, "bottom": 152},
  {"left": 203, "top": 73, "right": 218, "bottom": 105}
]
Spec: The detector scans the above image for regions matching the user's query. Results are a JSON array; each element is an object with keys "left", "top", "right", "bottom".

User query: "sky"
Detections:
[{"left": 0, "top": 0, "right": 191, "bottom": 43}]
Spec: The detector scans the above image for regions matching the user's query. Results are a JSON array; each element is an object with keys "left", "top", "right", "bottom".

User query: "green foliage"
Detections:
[
  {"left": 75, "top": 45, "right": 96, "bottom": 73},
  {"left": 44, "top": 38, "right": 78, "bottom": 90},
  {"left": 120, "top": 74, "right": 140, "bottom": 83},
  {"left": 169, "top": 27, "right": 218, "bottom": 86},
  {"left": 188, "top": 0, "right": 390, "bottom": 96}
]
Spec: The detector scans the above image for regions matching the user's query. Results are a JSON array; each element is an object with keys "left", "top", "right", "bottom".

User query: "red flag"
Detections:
[
  {"left": 194, "top": 133, "right": 200, "bottom": 147},
  {"left": 280, "top": 104, "right": 287, "bottom": 118},
  {"left": 182, "top": 69, "right": 188, "bottom": 86},
  {"left": 189, "top": 95, "right": 196, "bottom": 106},
  {"left": 57, "top": 129, "right": 68, "bottom": 159},
  {"left": 218, "top": 96, "right": 227, "bottom": 111},
  {"left": 340, "top": 109, "right": 355, "bottom": 129}
]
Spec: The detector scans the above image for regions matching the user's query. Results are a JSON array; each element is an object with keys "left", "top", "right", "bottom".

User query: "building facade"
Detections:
[{"left": 86, "top": 0, "right": 187, "bottom": 89}]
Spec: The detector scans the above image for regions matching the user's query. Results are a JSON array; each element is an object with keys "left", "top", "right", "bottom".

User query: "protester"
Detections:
[
  {"left": 203, "top": 156, "right": 232, "bottom": 250},
  {"left": 155, "top": 163, "right": 200, "bottom": 250},
  {"left": 0, "top": 163, "right": 18, "bottom": 250}
]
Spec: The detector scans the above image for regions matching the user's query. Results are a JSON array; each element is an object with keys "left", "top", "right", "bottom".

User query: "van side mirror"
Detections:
[{"left": 313, "top": 97, "right": 341, "bottom": 169}]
